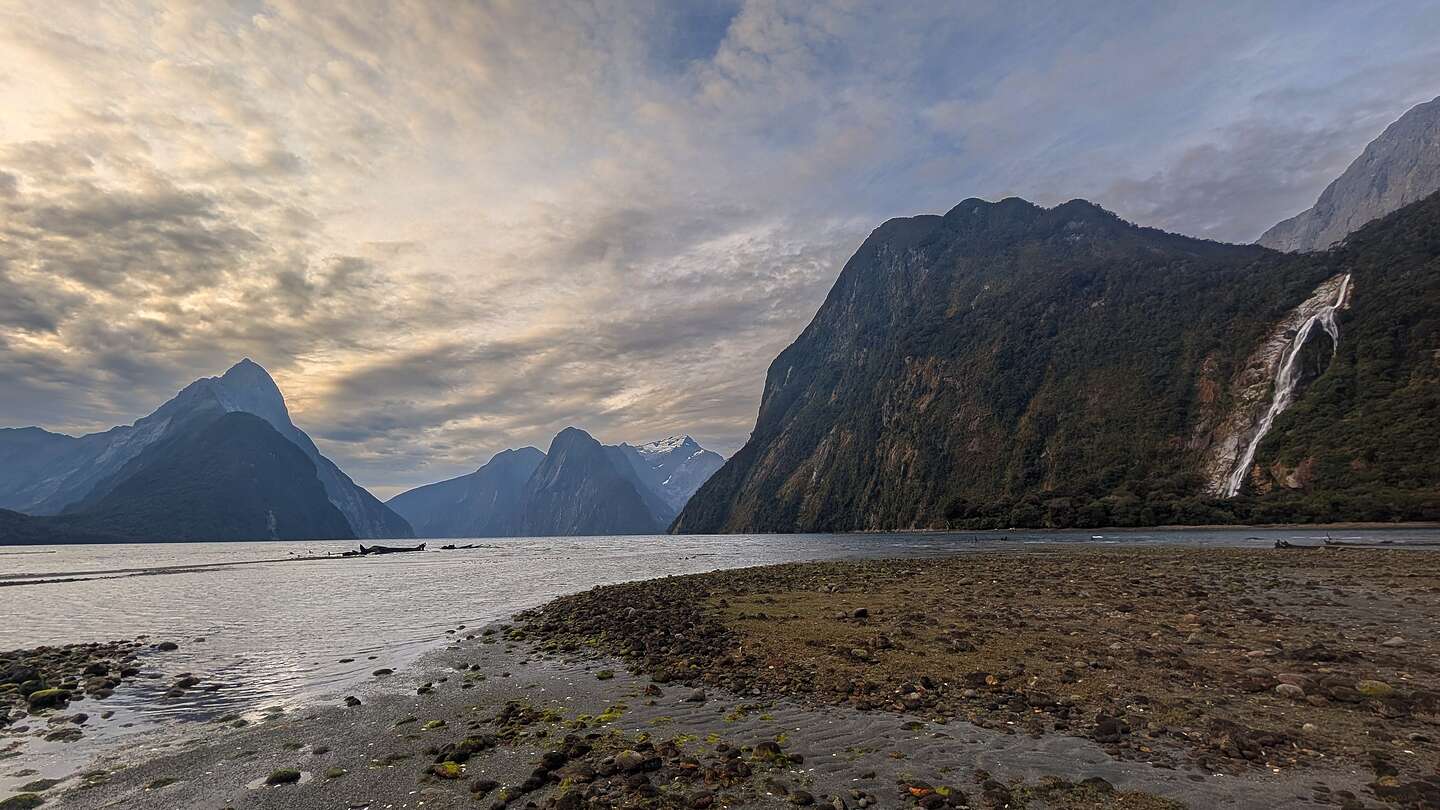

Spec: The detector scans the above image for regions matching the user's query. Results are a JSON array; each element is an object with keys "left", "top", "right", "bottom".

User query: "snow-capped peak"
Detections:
[{"left": 635, "top": 435, "right": 698, "bottom": 457}]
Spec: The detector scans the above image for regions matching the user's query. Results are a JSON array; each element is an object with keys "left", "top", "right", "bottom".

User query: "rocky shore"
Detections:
[
  {"left": 3, "top": 546, "right": 1438, "bottom": 809},
  {"left": 520, "top": 548, "right": 1440, "bottom": 808}
]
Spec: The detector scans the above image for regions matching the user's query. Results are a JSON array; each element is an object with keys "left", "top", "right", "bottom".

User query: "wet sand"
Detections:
[{"left": 17, "top": 621, "right": 1332, "bottom": 810}]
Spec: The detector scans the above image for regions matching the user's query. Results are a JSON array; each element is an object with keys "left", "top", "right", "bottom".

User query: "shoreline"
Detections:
[{"left": 6, "top": 545, "right": 1440, "bottom": 809}]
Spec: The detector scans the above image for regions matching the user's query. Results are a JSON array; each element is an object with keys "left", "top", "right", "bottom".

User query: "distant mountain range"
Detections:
[
  {"left": 387, "top": 431, "right": 723, "bottom": 537},
  {"left": 677, "top": 100, "right": 1440, "bottom": 532},
  {"left": 0, "top": 360, "right": 410, "bottom": 543}
]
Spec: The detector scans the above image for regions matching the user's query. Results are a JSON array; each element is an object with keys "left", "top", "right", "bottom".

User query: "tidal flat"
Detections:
[{"left": 6, "top": 546, "right": 1440, "bottom": 809}]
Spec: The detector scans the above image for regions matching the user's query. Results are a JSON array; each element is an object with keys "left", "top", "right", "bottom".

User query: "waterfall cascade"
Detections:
[{"left": 1224, "top": 274, "right": 1352, "bottom": 498}]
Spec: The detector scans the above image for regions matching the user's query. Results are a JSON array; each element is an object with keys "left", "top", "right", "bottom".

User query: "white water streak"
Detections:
[{"left": 1224, "top": 274, "right": 1351, "bottom": 498}]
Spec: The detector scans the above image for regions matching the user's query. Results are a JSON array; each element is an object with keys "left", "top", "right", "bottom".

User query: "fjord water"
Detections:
[{"left": 3, "top": 528, "right": 1439, "bottom": 792}]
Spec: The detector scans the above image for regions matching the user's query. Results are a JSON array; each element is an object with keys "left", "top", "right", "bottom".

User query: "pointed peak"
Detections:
[
  {"left": 205, "top": 359, "right": 291, "bottom": 427},
  {"left": 221, "top": 357, "right": 275, "bottom": 382},
  {"left": 550, "top": 426, "right": 600, "bottom": 449}
]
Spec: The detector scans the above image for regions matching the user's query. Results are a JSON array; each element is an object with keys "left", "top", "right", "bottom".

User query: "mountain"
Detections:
[
  {"left": 0, "top": 359, "right": 411, "bottom": 540},
  {"left": 388, "top": 432, "right": 724, "bottom": 537},
  {"left": 1259, "top": 95, "right": 1440, "bottom": 252},
  {"left": 386, "top": 447, "right": 544, "bottom": 538},
  {"left": 64, "top": 412, "right": 354, "bottom": 541},
  {"left": 521, "top": 428, "right": 665, "bottom": 536},
  {"left": 674, "top": 194, "right": 1440, "bottom": 533},
  {"left": 613, "top": 436, "right": 726, "bottom": 514}
]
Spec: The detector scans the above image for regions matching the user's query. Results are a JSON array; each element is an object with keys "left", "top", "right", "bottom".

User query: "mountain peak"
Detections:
[
  {"left": 221, "top": 357, "right": 273, "bottom": 382},
  {"left": 549, "top": 426, "right": 601, "bottom": 452},
  {"left": 207, "top": 359, "right": 290, "bottom": 428},
  {"left": 635, "top": 435, "right": 699, "bottom": 456},
  {"left": 1258, "top": 94, "right": 1440, "bottom": 251}
]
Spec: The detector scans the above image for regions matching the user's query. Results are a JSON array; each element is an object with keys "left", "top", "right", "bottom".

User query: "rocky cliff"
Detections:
[{"left": 1259, "top": 95, "right": 1440, "bottom": 251}]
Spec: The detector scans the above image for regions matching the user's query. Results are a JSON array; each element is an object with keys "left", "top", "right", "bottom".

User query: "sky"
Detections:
[{"left": 2, "top": 1, "right": 1439, "bottom": 499}]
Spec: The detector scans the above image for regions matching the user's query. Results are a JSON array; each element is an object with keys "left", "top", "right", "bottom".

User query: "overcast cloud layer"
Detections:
[{"left": 2, "top": 1, "right": 1438, "bottom": 498}]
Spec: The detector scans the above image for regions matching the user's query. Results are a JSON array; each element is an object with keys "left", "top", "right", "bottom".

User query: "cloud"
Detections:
[{"left": 2, "top": 0, "right": 1439, "bottom": 495}]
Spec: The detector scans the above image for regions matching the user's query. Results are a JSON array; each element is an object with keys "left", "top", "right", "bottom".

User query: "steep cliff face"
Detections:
[
  {"left": 1259, "top": 95, "right": 1440, "bottom": 252},
  {"left": 675, "top": 194, "right": 1440, "bottom": 532}
]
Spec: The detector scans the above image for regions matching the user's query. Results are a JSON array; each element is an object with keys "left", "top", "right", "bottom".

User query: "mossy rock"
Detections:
[
  {"left": 323, "top": 768, "right": 346, "bottom": 779},
  {"left": 430, "top": 761, "right": 463, "bottom": 779},
  {"left": 265, "top": 769, "right": 302, "bottom": 785},
  {"left": 1356, "top": 679, "right": 1394, "bottom": 698},
  {"left": 26, "top": 689, "right": 70, "bottom": 711},
  {"left": 0, "top": 794, "right": 44, "bottom": 810},
  {"left": 422, "top": 719, "right": 446, "bottom": 731},
  {"left": 595, "top": 670, "right": 615, "bottom": 681}
]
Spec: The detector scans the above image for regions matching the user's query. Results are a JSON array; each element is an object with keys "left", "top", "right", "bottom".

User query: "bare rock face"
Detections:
[{"left": 1259, "top": 96, "right": 1440, "bottom": 252}]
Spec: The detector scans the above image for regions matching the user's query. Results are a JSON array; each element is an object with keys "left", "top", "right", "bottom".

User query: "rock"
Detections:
[
  {"left": 344, "top": 696, "right": 361, "bottom": 707},
  {"left": 26, "top": 689, "right": 69, "bottom": 711},
  {"left": 1380, "top": 636, "right": 1407, "bottom": 648},
  {"left": 789, "top": 791, "right": 815, "bottom": 806},
  {"left": 0, "top": 664, "right": 38, "bottom": 686},
  {"left": 371, "top": 668, "right": 393, "bottom": 676},
  {"left": 753, "top": 741, "right": 785, "bottom": 761},
  {"left": 1093, "top": 715, "right": 1126, "bottom": 743},
  {"left": 1328, "top": 686, "right": 1362, "bottom": 703},
  {"left": 1356, "top": 679, "right": 1394, "bottom": 698},
  {"left": 430, "top": 762, "right": 463, "bottom": 779},
  {"left": 155, "top": 642, "right": 179, "bottom": 652},
  {"left": 1276, "top": 673, "right": 1315, "bottom": 689},
  {"left": 684, "top": 689, "right": 707, "bottom": 703},
  {"left": 265, "top": 768, "right": 302, "bottom": 785},
  {"left": 1275, "top": 683, "right": 1306, "bottom": 699},
  {"left": 613, "top": 750, "right": 647, "bottom": 773},
  {"left": 471, "top": 778, "right": 500, "bottom": 796},
  {"left": 850, "top": 608, "right": 869, "bottom": 619},
  {"left": 0, "top": 794, "right": 45, "bottom": 810},
  {"left": 44, "top": 727, "right": 82, "bottom": 743}
]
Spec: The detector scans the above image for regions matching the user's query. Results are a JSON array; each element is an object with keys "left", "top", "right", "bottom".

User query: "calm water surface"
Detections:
[{"left": 2, "top": 528, "right": 1437, "bottom": 791}]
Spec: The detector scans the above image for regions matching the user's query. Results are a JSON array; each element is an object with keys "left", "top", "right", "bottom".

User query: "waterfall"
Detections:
[{"left": 1224, "top": 274, "right": 1351, "bottom": 498}]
